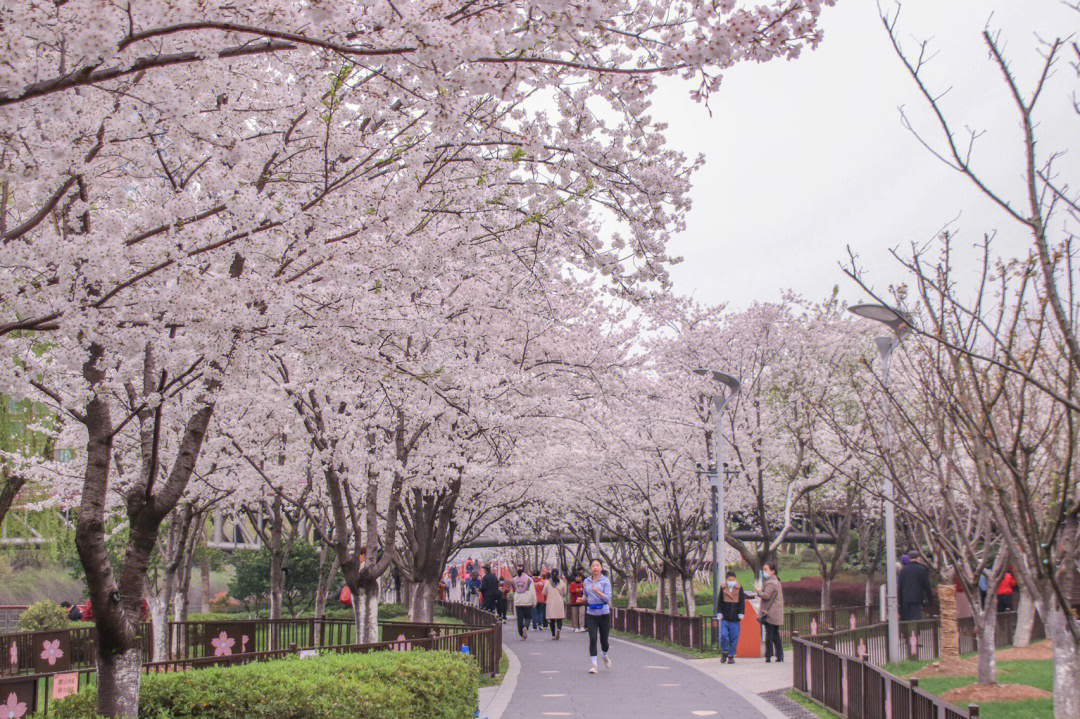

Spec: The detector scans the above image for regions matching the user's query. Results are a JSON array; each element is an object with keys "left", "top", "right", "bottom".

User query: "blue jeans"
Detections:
[
  {"left": 532, "top": 602, "right": 547, "bottom": 629},
  {"left": 720, "top": 619, "right": 741, "bottom": 656}
]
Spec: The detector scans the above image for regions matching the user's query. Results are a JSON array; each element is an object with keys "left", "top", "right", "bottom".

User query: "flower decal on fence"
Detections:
[
  {"left": 211, "top": 632, "right": 235, "bottom": 657},
  {"left": 8, "top": 642, "right": 15, "bottom": 666},
  {"left": 3, "top": 692, "right": 27, "bottom": 719},
  {"left": 241, "top": 635, "right": 249, "bottom": 653},
  {"left": 40, "top": 639, "right": 64, "bottom": 666}
]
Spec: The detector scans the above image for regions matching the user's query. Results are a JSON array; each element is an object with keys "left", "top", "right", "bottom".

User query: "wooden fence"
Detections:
[
  {"left": 0, "top": 602, "right": 500, "bottom": 715},
  {"left": 0, "top": 607, "right": 27, "bottom": 634}
]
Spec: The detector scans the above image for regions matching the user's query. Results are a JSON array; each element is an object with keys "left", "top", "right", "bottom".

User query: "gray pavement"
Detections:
[{"left": 496, "top": 627, "right": 787, "bottom": 719}]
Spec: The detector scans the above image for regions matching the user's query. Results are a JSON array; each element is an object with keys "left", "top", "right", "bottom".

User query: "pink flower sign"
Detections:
[
  {"left": 8, "top": 643, "right": 15, "bottom": 667},
  {"left": 211, "top": 632, "right": 235, "bottom": 657},
  {"left": 40, "top": 640, "right": 64, "bottom": 667},
  {"left": 3, "top": 692, "right": 27, "bottom": 719}
]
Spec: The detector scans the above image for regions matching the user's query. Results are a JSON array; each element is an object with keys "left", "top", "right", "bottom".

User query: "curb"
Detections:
[{"left": 479, "top": 642, "right": 520, "bottom": 719}]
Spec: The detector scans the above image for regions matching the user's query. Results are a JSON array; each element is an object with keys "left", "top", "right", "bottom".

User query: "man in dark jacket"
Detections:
[
  {"left": 480, "top": 564, "right": 501, "bottom": 613},
  {"left": 898, "top": 549, "right": 933, "bottom": 621},
  {"left": 715, "top": 571, "right": 746, "bottom": 664}
]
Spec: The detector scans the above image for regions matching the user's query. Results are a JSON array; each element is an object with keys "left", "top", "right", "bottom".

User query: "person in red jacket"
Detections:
[
  {"left": 996, "top": 571, "right": 1018, "bottom": 613},
  {"left": 531, "top": 571, "right": 548, "bottom": 631},
  {"left": 568, "top": 574, "right": 585, "bottom": 632}
]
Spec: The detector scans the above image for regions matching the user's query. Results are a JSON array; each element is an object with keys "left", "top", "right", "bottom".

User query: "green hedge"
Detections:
[{"left": 49, "top": 650, "right": 480, "bottom": 719}]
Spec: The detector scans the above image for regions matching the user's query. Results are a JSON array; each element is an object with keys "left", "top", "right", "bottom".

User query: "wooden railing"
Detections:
[{"left": 0, "top": 606, "right": 27, "bottom": 634}]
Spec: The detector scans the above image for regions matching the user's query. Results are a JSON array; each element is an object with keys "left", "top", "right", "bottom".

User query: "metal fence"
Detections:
[
  {"left": 0, "top": 602, "right": 501, "bottom": 715},
  {"left": 612, "top": 606, "right": 706, "bottom": 650},
  {"left": 793, "top": 637, "right": 978, "bottom": 719}
]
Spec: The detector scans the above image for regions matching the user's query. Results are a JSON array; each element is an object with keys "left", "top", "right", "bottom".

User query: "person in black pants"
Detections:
[
  {"left": 898, "top": 549, "right": 933, "bottom": 621},
  {"left": 479, "top": 564, "right": 501, "bottom": 614},
  {"left": 759, "top": 562, "right": 785, "bottom": 663},
  {"left": 583, "top": 559, "right": 613, "bottom": 673}
]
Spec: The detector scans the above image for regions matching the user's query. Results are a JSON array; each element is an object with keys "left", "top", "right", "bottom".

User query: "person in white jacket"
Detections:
[{"left": 512, "top": 566, "right": 536, "bottom": 640}]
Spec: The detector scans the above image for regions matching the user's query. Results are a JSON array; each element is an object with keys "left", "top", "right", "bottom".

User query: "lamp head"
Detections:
[{"left": 847, "top": 304, "right": 913, "bottom": 338}]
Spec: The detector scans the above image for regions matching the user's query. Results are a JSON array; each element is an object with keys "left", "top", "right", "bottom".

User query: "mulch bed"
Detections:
[
  {"left": 940, "top": 683, "right": 1051, "bottom": 703},
  {"left": 996, "top": 640, "right": 1053, "bottom": 661},
  {"left": 912, "top": 658, "right": 979, "bottom": 678}
]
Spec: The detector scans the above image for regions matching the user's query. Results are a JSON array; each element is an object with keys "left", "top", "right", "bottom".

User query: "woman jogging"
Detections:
[
  {"left": 545, "top": 569, "right": 567, "bottom": 640},
  {"left": 512, "top": 566, "right": 536, "bottom": 640},
  {"left": 583, "top": 558, "right": 613, "bottom": 673}
]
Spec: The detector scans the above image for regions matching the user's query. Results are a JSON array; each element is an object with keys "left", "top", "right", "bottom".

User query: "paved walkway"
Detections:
[{"left": 494, "top": 627, "right": 789, "bottom": 719}]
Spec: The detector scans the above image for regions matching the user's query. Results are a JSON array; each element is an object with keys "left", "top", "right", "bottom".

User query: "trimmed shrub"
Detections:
[
  {"left": 18, "top": 600, "right": 70, "bottom": 631},
  {"left": 50, "top": 649, "right": 480, "bottom": 719}
]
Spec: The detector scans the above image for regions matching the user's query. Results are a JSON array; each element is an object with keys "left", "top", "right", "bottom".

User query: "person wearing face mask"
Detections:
[
  {"left": 758, "top": 562, "right": 785, "bottom": 663},
  {"left": 716, "top": 571, "right": 746, "bottom": 664}
]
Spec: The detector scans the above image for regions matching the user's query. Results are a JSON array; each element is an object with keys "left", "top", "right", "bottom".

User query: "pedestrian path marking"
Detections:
[
  {"left": 644, "top": 665, "right": 670, "bottom": 669},
  {"left": 660, "top": 683, "right": 681, "bottom": 687},
  {"left": 691, "top": 712, "right": 718, "bottom": 716},
  {"left": 540, "top": 670, "right": 559, "bottom": 674},
  {"left": 529, "top": 652, "right": 542, "bottom": 655},
  {"left": 541, "top": 714, "right": 572, "bottom": 716},
  {"left": 542, "top": 694, "right": 567, "bottom": 697}
]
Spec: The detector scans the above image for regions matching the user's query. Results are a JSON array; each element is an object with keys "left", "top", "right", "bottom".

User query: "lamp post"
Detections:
[
  {"left": 847, "top": 303, "right": 911, "bottom": 662},
  {"left": 694, "top": 368, "right": 742, "bottom": 614}
]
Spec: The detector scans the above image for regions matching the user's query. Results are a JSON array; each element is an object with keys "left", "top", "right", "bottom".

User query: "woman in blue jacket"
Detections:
[{"left": 583, "top": 558, "right": 613, "bottom": 674}]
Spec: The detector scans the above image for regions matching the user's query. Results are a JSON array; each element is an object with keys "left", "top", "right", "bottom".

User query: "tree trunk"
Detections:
[
  {"left": 821, "top": 575, "right": 832, "bottom": 611},
  {"left": 681, "top": 574, "right": 696, "bottom": 616},
  {"left": 938, "top": 583, "right": 960, "bottom": 661},
  {"left": 148, "top": 593, "right": 169, "bottom": 663},
  {"left": 655, "top": 569, "right": 664, "bottom": 612},
  {"left": 1013, "top": 585, "right": 1034, "bottom": 647},
  {"left": 357, "top": 582, "right": 380, "bottom": 643},
  {"left": 976, "top": 609, "right": 997, "bottom": 685},
  {"left": 1046, "top": 605, "right": 1080, "bottom": 718},
  {"left": 96, "top": 647, "right": 142, "bottom": 719},
  {"left": 410, "top": 581, "right": 437, "bottom": 623},
  {"left": 200, "top": 551, "right": 211, "bottom": 614},
  {"left": 667, "top": 571, "right": 678, "bottom": 615},
  {"left": 627, "top": 572, "right": 639, "bottom": 609},
  {"left": 865, "top": 572, "right": 874, "bottom": 612}
]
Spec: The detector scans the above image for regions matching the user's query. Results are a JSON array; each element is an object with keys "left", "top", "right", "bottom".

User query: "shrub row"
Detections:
[{"left": 50, "top": 649, "right": 480, "bottom": 719}]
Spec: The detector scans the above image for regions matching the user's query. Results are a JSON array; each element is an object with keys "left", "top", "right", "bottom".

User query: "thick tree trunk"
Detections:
[
  {"left": 357, "top": 583, "right": 380, "bottom": 643},
  {"left": 410, "top": 581, "right": 437, "bottom": 623},
  {"left": 655, "top": 571, "right": 664, "bottom": 612},
  {"left": 627, "top": 572, "right": 639, "bottom": 609},
  {"left": 821, "top": 575, "right": 832, "bottom": 611},
  {"left": 1046, "top": 605, "right": 1080, "bottom": 718},
  {"left": 976, "top": 612, "right": 997, "bottom": 685},
  {"left": 200, "top": 552, "right": 211, "bottom": 614},
  {"left": 681, "top": 574, "right": 696, "bottom": 616},
  {"left": 666, "top": 571, "right": 678, "bottom": 614},
  {"left": 148, "top": 592, "right": 169, "bottom": 662},
  {"left": 1013, "top": 585, "right": 1034, "bottom": 647},
  {"left": 938, "top": 583, "right": 960, "bottom": 661},
  {"left": 96, "top": 647, "right": 142, "bottom": 719}
]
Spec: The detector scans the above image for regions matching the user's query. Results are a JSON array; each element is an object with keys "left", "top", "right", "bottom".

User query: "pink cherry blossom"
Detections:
[
  {"left": 8, "top": 643, "right": 14, "bottom": 667},
  {"left": 40, "top": 639, "right": 63, "bottom": 667},
  {"left": 2, "top": 692, "right": 26, "bottom": 719},
  {"left": 211, "top": 632, "right": 235, "bottom": 657}
]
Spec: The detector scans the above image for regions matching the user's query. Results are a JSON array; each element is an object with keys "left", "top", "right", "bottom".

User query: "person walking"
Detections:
[
  {"left": 498, "top": 576, "right": 511, "bottom": 621},
  {"left": 480, "top": 564, "right": 501, "bottom": 614},
  {"left": 449, "top": 564, "right": 458, "bottom": 590},
  {"left": 584, "top": 558, "right": 613, "bottom": 674},
  {"left": 568, "top": 573, "right": 585, "bottom": 632},
  {"left": 545, "top": 570, "right": 567, "bottom": 640},
  {"left": 512, "top": 566, "right": 535, "bottom": 640},
  {"left": 897, "top": 549, "right": 933, "bottom": 621},
  {"left": 996, "top": 569, "right": 1018, "bottom": 613},
  {"left": 716, "top": 570, "right": 746, "bottom": 664},
  {"left": 532, "top": 571, "right": 548, "bottom": 630},
  {"left": 759, "top": 562, "right": 784, "bottom": 663}
]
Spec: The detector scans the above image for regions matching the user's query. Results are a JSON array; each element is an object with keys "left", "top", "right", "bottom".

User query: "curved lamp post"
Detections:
[
  {"left": 694, "top": 368, "right": 742, "bottom": 614},
  {"left": 847, "top": 303, "right": 911, "bottom": 662}
]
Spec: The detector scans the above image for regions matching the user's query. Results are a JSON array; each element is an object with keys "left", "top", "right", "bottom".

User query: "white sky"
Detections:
[{"left": 653, "top": 0, "right": 1079, "bottom": 310}]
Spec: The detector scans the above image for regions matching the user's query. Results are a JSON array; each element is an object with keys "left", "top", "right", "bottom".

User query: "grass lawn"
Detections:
[
  {"left": 610, "top": 629, "right": 718, "bottom": 659},
  {"left": 786, "top": 690, "right": 841, "bottom": 719},
  {"left": 888, "top": 657, "right": 1053, "bottom": 719},
  {"left": 479, "top": 653, "right": 510, "bottom": 688}
]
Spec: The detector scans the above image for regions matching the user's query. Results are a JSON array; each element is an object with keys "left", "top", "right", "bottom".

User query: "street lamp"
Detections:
[
  {"left": 694, "top": 368, "right": 741, "bottom": 614},
  {"left": 847, "top": 303, "right": 911, "bottom": 662}
]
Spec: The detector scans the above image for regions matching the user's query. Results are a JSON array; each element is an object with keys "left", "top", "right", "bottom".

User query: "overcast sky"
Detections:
[{"left": 652, "top": 0, "right": 1079, "bottom": 310}]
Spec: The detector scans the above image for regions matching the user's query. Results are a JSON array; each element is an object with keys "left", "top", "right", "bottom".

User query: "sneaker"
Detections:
[
  {"left": 728, "top": 656, "right": 735, "bottom": 665},
  {"left": 720, "top": 653, "right": 728, "bottom": 663},
  {"left": 523, "top": 628, "right": 528, "bottom": 640},
  {"left": 556, "top": 629, "right": 561, "bottom": 640},
  {"left": 602, "top": 655, "right": 611, "bottom": 669},
  {"left": 588, "top": 665, "right": 598, "bottom": 674},
  {"left": 765, "top": 657, "right": 771, "bottom": 663}
]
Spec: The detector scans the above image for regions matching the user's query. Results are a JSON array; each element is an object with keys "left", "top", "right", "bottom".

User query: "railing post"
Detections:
[
  {"left": 968, "top": 704, "right": 979, "bottom": 719},
  {"left": 909, "top": 678, "right": 919, "bottom": 719}
]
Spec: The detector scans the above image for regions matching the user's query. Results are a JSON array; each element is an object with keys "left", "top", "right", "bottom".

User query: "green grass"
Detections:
[
  {"left": 610, "top": 629, "right": 717, "bottom": 659},
  {"left": 787, "top": 690, "right": 841, "bottom": 719},
  {"left": 888, "top": 658, "right": 1053, "bottom": 719},
  {"left": 479, "top": 653, "right": 510, "bottom": 688}
]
